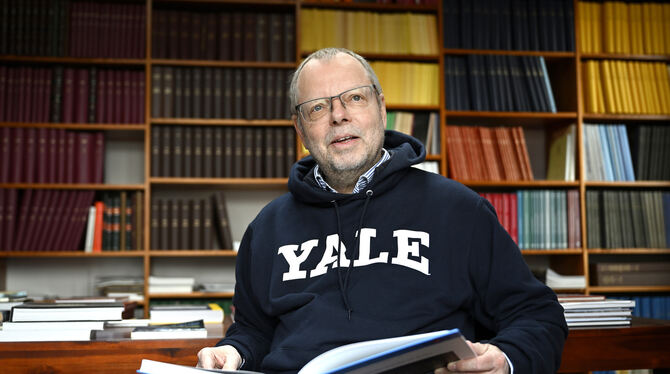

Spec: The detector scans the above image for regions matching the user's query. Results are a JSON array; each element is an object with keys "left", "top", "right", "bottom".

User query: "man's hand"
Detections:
[
  {"left": 197, "top": 345, "right": 242, "bottom": 370},
  {"left": 435, "top": 341, "right": 510, "bottom": 374}
]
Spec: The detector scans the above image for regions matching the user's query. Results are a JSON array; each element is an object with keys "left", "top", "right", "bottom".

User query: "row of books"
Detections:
[
  {"left": 300, "top": 9, "right": 439, "bottom": 55},
  {"left": 0, "top": 0, "right": 145, "bottom": 58},
  {"left": 583, "top": 124, "right": 635, "bottom": 182},
  {"left": 83, "top": 191, "right": 144, "bottom": 252},
  {"left": 152, "top": 10, "right": 295, "bottom": 62},
  {"left": 150, "top": 192, "right": 233, "bottom": 251},
  {"left": 482, "top": 190, "right": 581, "bottom": 249},
  {"left": 386, "top": 111, "right": 440, "bottom": 155},
  {"left": 559, "top": 295, "right": 635, "bottom": 328},
  {"left": 590, "top": 262, "right": 670, "bottom": 287},
  {"left": 443, "top": 0, "right": 575, "bottom": 52},
  {"left": 0, "top": 66, "right": 145, "bottom": 124},
  {"left": 586, "top": 190, "right": 669, "bottom": 249},
  {"left": 627, "top": 295, "right": 670, "bottom": 320},
  {"left": 0, "top": 128, "right": 104, "bottom": 184},
  {"left": 307, "top": 0, "right": 438, "bottom": 4},
  {"left": 151, "top": 67, "right": 291, "bottom": 120},
  {"left": 151, "top": 126, "right": 295, "bottom": 179},
  {"left": 582, "top": 60, "right": 670, "bottom": 115},
  {"left": 578, "top": 1, "right": 670, "bottom": 55},
  {"left": 446, "top": 125, "right": 533, "bottom": 181},
  {"left": 370, "top": 62, "right": 439, "bottom": 106},
  {"left": 444, "top": 55, "right": 557, "bottom": 112},
  {"left": 0, "top": 190, "right": 95, "bottom": 252},
  {"left": 631, "top": 125, "right": 670, "bottom": 181},
  {"left": 546, "top": 124, "right": 576, "bottom": 181}
]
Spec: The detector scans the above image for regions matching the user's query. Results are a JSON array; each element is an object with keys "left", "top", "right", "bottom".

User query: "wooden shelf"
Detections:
[
  {"left": 154, "top": 0, "right": 295, "bottom": 6},
  {"left": 300, "top": 1, "right": 437, "bottom": 12},
  {"left": 0, "top": 122, "right": 146, "bottom": 130},
  {"left": 0, "top": 251, "right": 145, "bottom": 258},
  {"left": 589, "top": 286, "right": 670, "bottom": 293},
  {"left": 0, "top": 183, "right": 146, "bottom": 190},
  {"left": 150, "top": 177, "right": 288, "bottom": 188},
  {"left": 151, "top": 118, "right": 293, "bottom": 126},
  {"left": 580, "top": 53, "right": 670, "bottom": 62},
  {"left": 443, "top": 49, "right": 575, "bottom": 59},
  {"left": 0, "top": 55, "right": 147, "bottom": 65},
  {"left": 585, "top": 181, "right": 670, "bottom": 188},
  {"left": 445, "top": 110, "right": 577, "bottom": 120},
  {"left": 583, "top": 113, "right": 670, "bottom": 122},
  {"left": 521, "top": 249, "right": 583, "bottom": 255},
  {"left": 588, "top": 249, "right": 670, "bottom": 255},
  {"left": 386, "top": 104, "right": 441, "bottom": 111},
  {"left": 150, "top": 59, "right": 296, "bottom": 68},
  {"left": 462, "top": 180, "right": 580, "bottom": 188},
  {"left": 148, "top": 250, "right": 237, "bottom": 257},
  {"left": 148, "top": 292, "right": 234, "bottom": 299}
]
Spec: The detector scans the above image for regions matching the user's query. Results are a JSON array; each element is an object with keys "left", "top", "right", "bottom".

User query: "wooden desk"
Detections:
[
  {"left": 1, "top": 318, "right": 669, "bottom": 374},
  {"left": 559, "top": 318, "right": 670, "bottom": 373}
]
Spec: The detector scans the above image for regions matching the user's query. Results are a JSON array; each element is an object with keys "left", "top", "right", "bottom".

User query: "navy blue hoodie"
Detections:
[{"left": 218, "top": 131, "right": 567, "bottom": 373}]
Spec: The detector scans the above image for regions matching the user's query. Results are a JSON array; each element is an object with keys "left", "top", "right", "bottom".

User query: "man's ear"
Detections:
[
  {"left": 292, "top": 114, "right": 306, "bottom": 145},
  {"left": 379, "top": 93, "right": 387, "bottom": 129}
]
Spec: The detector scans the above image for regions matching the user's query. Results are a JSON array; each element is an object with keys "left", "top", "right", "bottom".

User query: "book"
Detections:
[
  {"left": 137, "top": 359, "right": 262, "bottom": 374},
  {"left": 10, "top": 301, "right": 124, "bottom": 322},
  {"left": 131, "top": 319, "right": 207, "bottom": 340},
  {"left": 298, "top": 329, "right": 475, "bottom": 374},
  {"left": 149, "top": 303, "right": 223, "bottom": 324}
]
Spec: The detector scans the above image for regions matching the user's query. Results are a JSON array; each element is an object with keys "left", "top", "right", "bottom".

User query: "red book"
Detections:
[
  {"left": 27, "top": 68, "right": 37, "bottom": 123},
  {"left": 51, "top": 191, "right": 79, "bottom": 251},
  {"left": 106, "top": 70, "right": 115, "bottom": 123},
  {"left": 3, "top": 189, "right": 18, "bottom": 251},
  {"left": 137, "top": 71, "right": 145, "bottom": 123},
  {"left": 15, "top": 190, "right": 43, "bottom": 251},
  {"left": 56, "top": 129, "right": 66, "bottom": 183},
  {"left": 65, "top": 131, "right": 76, "bottom": 183},
  {"left": 96, "top": 69, "right": 107, "bottom": 123},
  {"left": 0, "top": 66, "right": 7, "bottom": 121},
  {"left": 0, "top": 127, "right": 10, "bottom": 182},
  {"left": 36, "top": 190, "right": 65, "bottom": 251},
  {"left": 62, "top": 68, "right": 75, "bottom": 123},
  {"left": 136, "top": 4, "right": 146, "bottom": 59},
  {"left": 62, "top": 191, "right": 95, "bottom": 251},
  {"left": 130, "top": 70, "right": 139, "bottom": 124},
  {"left": 6, "top": 68, "right": 17, "bottom": 121},
  {"left": 24, "top": 190, "right": 53, "bottom": 251},
  {"left": 114, "top": 70, "right": 123, "bottom": 123},
  {"left": 12, "top": 190, "right": 34, "bottom": 251},
  {"left": 92, "top": 132, "right": 104, "bottom": 183},
  {"left": 43, "top": 68, "right": 53, "bottom": 123},
  {"left": 74, "top": 68, "right": 89, "bottom": 123},
  {"left": 93, "top": 200, "right": 104, "bottom": 252},
  {"left": 36, "top": 127, "right": 48, "bottom": 183},
  {"left": 23, "top": 128, "right": 36, "bottom": 183},
  {"left": 122, "top": 70, "right": 132, "bottom": 123},
  {"left": 76, "top": 132, "right": 92, "bottom": 183},
  {"left": 11, "top": 128, "right": 24, "bottom": 183}
]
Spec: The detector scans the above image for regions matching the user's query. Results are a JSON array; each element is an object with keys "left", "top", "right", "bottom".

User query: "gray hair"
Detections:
[{"left": 288, "top": 48, "right": 383, "bottom": 119}]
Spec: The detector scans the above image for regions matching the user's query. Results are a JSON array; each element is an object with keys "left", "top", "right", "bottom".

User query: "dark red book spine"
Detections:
[
  {"left": 11, "top": 128, "right": 24, "bottom": 183},
  {"left": 36, "top": 127, "right": 48, "bottom": 183},
  {"left": 74, "top": 68, "right": 89, "bottom": 123},
  {"left": 106, "top": 69, "right": 115, "bottom": 123},
  {"left": 96, "top": 69, "right": 106, "bottom": 123},
  {"left": 56, "top": 129, "right": 66, "bottom": 183},
  {"left": 0, "top": 66, "right": 7, "bottom": 121},
  {"left": 24, "top": 189, "right": 52, "bottom": 251},
  {"left": 92, "top": 132, "right": 104, "bottom": 183},
  {"left": 122, "top": 69, "right": 132, "bottom": 123},
  {"left": 23, "top": 128, "right": 36, "bottom": 183},
  {"left": 0, "top": 127, "right": 10, "bottom": 182},
  {"left": 137, "top": 70, "right": 146, "bottom": 123},
  {"left": 76, "top": 132, "right": 92, "bottom": 183},
  {"left": 62, "top": 68, "right": 75, "bottom": 123},
  {"left": 3, "top": 189, "right": 18, "bottom": 251},
  {"left": 47, "top": 128, "right": 57, "bottom": 183},
  {"left": 65, "top": 131, "right": 76, "bottom": 183},
  {"left": 51, "top": 191, "right": 79, "bottom": 251}
]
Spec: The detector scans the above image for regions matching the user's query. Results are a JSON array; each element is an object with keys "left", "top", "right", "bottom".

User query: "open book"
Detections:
[
  {"left": 298, "top": 329, "right": 475, "bottom": 374},
  {"left": 138, "top": 329, "right": 475, "bottom": 374}
]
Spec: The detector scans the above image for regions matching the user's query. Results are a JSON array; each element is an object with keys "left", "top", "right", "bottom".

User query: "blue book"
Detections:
[
  {"left": 298, "top": 329, "right": 476, "bottom": 374},
  {"left": 605, "top": 125, "right": 623, "bottom": 181},
  {"left": 598, "top": 125, "right": 614, "bottom": 181},
  {"left": 617, "top": 125, "right": 635, "bottom": 181},
  {"left": 538, "top": 57, "right": 557, "bottom": 113}
]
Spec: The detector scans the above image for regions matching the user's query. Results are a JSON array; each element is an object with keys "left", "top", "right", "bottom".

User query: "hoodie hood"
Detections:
[{"left": 288, "top": 130, "right": 426, "bottom": 204}]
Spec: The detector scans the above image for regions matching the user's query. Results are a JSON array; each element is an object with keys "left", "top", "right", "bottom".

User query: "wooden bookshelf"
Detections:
[{"left": 1, "top": 0, "right": 669, "bottom": 320}]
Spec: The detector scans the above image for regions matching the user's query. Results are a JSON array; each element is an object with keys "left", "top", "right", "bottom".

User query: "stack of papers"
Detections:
[
  {"left": 148, "top": 276, "right": 195, "bottom": 294},
  {"left": 559, "top": 295, "right": 635, "bottom": 328}
]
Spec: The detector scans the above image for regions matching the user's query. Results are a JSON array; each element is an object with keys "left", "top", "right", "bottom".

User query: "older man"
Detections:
[{"left": 197, "top": 48, "right": 567, "bottom": 374}]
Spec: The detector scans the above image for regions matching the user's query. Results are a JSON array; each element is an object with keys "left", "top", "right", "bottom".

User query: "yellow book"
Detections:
[
  {"left": 603, "top": 2, "right": 615, "bottom": 53},
  {"left": 617, "top": 61, "right": 634, "bottom": 113},
  {"left": 608, "top": 60, "right": 623, "bottom": 113},
  {"left": 664, "top": 4, "right": 670, "bottom": 55},
  {"left": 426, "top": 14, "right": 439, "bottom": 55},
  {"left": 633, "top": 62, "right": 649, "bottom": 113},
  {"left": 300, "top": 9, "right": 314, "bottom": 52},
  {"left": 583, "top": 62, "right": 595, "bottom": 113},
  {"left": 654, "top": 63, "right": 670, "bottom": 113},
  {"left": 653, "top": 4, "right": 664, "bottom": 55},
  {"left": 370, "top": 12, "right": 381, "bottom": 54},
  {"left": 600, "top": 60, "right": 616, "bottom": 113},
  {"left": 333, "top": 11, "right": 347, "bottom": 50},
  {"left": 592, "top": 2, "right": 603, "bottom": 53},
  {"left": 594, "top": 61, "right": 606, "bottom": 113},
  {"left": 626, "top": 61, "right": 642, "bottom": 113},
  {"left": 620, "top": 2, "right": 630, "bottom": 54},
  {"left": 629, "top": 4, "right": 644, "bottom": 55},
  {"left": 643, "top": 3, "right": 654, "bottom": 54},
  {"left": 642, "top": 63, "right": 660, "bottom": 113},
  {"left": 578, "top": 2, "right": 589, "bottom": 53}
]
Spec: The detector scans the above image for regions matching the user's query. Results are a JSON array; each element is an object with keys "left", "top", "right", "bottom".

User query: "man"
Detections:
[{"left": 197, "top": 48, "right": 567, "bottom": 373}]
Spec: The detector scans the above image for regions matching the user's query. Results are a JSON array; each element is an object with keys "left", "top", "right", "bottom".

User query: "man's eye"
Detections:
[
  {"left": 311, "top": 104, "right": 323, "bottom": 113},
  {"left": 351, "top": 94, "right": 362, "bottom": 101}
]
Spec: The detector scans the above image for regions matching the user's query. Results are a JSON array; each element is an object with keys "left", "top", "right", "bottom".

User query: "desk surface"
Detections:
[{"left": 1, "top": 318, "right": 669, "bottom": 374}]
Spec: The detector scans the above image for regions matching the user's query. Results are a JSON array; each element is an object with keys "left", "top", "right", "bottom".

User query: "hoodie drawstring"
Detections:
[{"left": 332, "top": 189, "right": 374, "bottom": 321}]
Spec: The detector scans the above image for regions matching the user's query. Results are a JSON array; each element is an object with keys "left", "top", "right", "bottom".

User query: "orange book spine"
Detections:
[{"left": 92, "top": 201, "right": 104, "bottom": 252}]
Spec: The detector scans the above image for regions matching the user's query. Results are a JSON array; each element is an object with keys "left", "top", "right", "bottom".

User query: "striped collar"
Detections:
[{"left": 314, "top": 148, "right": 390, "bottom": 194}]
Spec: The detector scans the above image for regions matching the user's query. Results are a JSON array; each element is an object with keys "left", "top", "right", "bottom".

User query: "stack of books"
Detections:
[
  {"left": 130, "top": 320, "right": 207, "bottom": 340},
  {"left": 148, "top": 276, "right": 194, "bottom": 294},
  {"left": 149, "top": 303, "right": 224, "bottom": 324},
  {"left": 0, "top": 298, "right": 125, "bottom": 342},
  {"left": 0, "top": 290, "right": 30, "bottom": 322},
  {"left": 559, "top": 295, "right": 635, "bottom": 328}
]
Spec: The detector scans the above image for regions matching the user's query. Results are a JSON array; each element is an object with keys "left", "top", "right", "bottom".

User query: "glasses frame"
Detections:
[{"left": 295, "top": 84, "right": 380, "bottom": 124}]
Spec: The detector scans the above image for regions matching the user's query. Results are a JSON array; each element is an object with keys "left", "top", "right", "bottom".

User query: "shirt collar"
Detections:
[{"left": 314, "top": 148, "right": 390, "bottom": 194}]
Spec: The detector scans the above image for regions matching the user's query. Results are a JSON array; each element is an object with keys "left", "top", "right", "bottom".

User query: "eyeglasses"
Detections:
[{"left": 295, "top": 85, "right": 379, "bottom": 123}]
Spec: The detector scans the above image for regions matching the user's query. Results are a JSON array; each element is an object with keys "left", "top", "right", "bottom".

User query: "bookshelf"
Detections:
[{"left": 1, "top": 0, "right": 669, "bottom": 321}]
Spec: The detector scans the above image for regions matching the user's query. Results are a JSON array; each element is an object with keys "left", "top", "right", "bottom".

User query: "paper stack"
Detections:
[{"left": 559, "top": 295, "right": 635, "bottom": 328}]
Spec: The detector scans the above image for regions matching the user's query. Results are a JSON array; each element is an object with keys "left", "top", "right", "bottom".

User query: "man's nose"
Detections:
[{"left": 330, "top": 97, "right": 349, "bottom": 124}]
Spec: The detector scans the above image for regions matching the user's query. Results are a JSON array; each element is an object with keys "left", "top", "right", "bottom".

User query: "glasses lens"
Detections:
[
  {"left": 302, "top": 98, "right": 330, "bottom": 122},
  {"left": 341, "top": 86, "right": 373, "bottom": 108}
]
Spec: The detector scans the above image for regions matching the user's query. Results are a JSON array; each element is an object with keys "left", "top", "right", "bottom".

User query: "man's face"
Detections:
[{"left": 293, "top": 54, "right": 387, "bottom": 181}]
